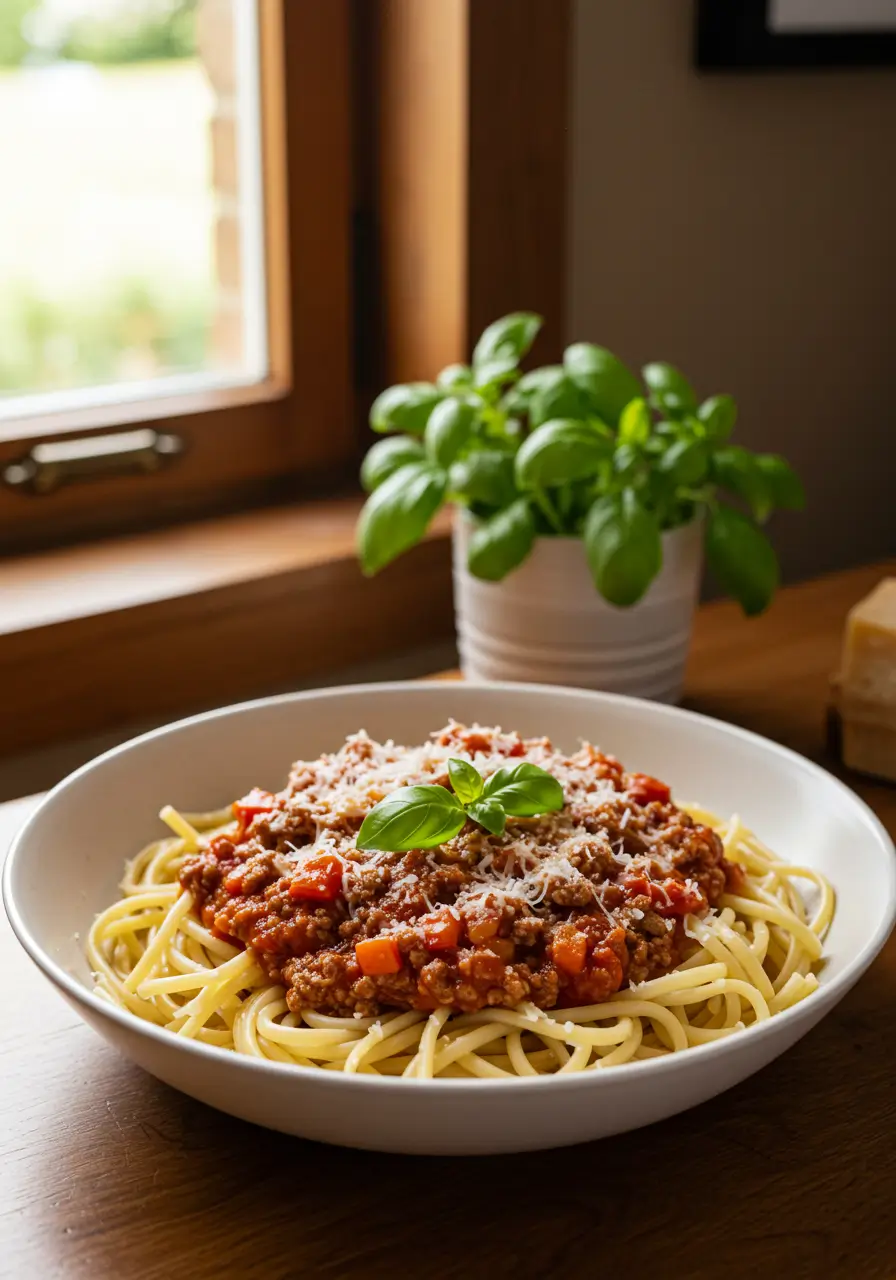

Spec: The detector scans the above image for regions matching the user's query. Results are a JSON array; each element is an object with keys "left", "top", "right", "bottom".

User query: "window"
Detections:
[
  {"left": 0, "top": 0, "right": 267, "bottom": 419},
  {"left": 0, "top": 0, "right": 355, "bottom": 553}
]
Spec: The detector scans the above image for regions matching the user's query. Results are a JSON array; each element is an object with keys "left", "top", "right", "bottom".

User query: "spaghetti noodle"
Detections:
[{"left": 88, "top": 726, "right": 834, "bottom": 1079}]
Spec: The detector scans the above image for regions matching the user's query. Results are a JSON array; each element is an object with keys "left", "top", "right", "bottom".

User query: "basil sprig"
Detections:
[
  {"left": 356, "top": 313, "right": 805, "bottom": 616},
  {"left": 356, "top": 758, "right": 564, "bottom": 852}
]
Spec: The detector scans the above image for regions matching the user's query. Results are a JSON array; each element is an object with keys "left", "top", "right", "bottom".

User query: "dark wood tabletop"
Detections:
[{"left": 2, "top": 562, "right": 895, "bottom": 1280}]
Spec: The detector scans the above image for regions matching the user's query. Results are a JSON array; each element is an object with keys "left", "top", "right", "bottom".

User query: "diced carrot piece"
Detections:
[
  {"left": 355, "top": 935, "right": 402, "bottom": 975},
  {"left": 233, "top": 788, "right": 278, "bottom": 838},
  {"left": 288, "top": 854, "right": 343, "bottom": 902},
  {"left": 423, "top": 913, "right": 461, "bottom": 951},
  {"left": 553, "top": 930, "right": 588, "bottom": 975},
  {"left": 626, "top": 774, "right": 671, "bottom": 806}
]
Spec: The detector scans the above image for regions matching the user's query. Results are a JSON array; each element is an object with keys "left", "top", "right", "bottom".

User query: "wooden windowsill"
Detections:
[{"left": 1, "top": 498, "right": 454, "bottom": 759}]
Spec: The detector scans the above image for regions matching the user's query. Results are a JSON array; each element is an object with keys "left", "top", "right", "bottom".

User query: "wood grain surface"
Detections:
[{"left": 2, "top": 563, "right": 895, "bottom": 1280}]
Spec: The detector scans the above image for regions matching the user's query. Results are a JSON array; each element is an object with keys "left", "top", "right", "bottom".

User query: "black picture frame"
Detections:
[{"left": 696, "top": 0, "right": 896, "bottom": 69}]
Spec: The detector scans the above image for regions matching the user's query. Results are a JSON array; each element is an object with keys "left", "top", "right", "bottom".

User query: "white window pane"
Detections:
[{"left": 0, "top": 0, "right": 267, "bottom": 422}]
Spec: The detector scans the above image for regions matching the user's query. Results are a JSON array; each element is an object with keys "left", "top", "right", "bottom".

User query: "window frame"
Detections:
[{"left": 0, "top": 0, "right": 355, "bottom": 555}]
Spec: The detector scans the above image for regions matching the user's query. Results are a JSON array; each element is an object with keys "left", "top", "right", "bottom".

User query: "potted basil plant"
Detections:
[{"left": 356, "top": 312, "right": 804, "bottom": 701}]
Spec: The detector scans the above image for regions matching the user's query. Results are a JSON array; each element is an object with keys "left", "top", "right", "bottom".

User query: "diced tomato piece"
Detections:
[
  {"left": 288, "top": 854, "right": 343, "bottom": 902},
  {"left": 652, "top": 877, "right": 705, "bottom": 918},
  {"left": 507, "top": 740, "right": 526, "bottom": 757},
  {"left": 233, "top": 788, "right": 278, "bottom": 838},
  {"left": 626, "top": 773, "right": 671, "bottom": 806},
  {"left": 423, "top": 912, "right": 462, "bottom": 951},
  {"left": 620, "top": 874, "right": 650, "bottom": 899},
  {"left": 224, "top": 871, "right": 244, "bottom": 896},
  {"left": 355, "top": 935, "right": 402, "bottom": 975},
  {"left": 553, "top": 930, "right": 588, "bottom": 975}
]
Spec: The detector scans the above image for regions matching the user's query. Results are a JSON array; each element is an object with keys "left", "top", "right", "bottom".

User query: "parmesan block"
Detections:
[
  {"left": 830, "top": 580, "right": 896, "bottom": 781},
  {"left": 840, "top": 578, "right": 896, "bottom": 709}
]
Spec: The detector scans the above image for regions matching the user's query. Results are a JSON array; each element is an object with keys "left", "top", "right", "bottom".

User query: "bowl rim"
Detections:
[{"left": 4, "top": 679, "right": 895, "bottom": 1095}]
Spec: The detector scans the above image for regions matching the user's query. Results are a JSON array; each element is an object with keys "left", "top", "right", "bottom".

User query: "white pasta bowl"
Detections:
[{"left": 4, "top": 682, "right": 895, "bottom": 1155}]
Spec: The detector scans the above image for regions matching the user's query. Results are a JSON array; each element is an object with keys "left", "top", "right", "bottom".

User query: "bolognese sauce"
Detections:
[{"left": 180, "top": 723, "right": 740, "bottom": 1018}]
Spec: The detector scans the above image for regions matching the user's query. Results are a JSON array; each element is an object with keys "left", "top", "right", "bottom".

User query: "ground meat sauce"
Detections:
[{"left": 180, "top": 723, "right": 739, "bottom": 1017}]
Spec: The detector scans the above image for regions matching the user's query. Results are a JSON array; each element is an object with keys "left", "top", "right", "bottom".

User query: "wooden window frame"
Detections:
[{"left": 0, "top": 0, "right": 356, "bottom": 555}]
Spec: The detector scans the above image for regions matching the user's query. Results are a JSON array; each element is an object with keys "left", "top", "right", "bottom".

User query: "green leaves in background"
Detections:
[
  {"left": 369, "top": 382, "right": 443, "bottom": 435},
  {"left": 642, "top": 362, "right": 698, "bottom": 417},
  {"left": 698, "top": 394, "right": 737, "bottom": 442},
  {"left": 357, "top": 311, "right": 805, "bottom": 615},
  {"left": 755, "top": 454, "right": 805, "bottom": 511},
  {"left": 705, "top": 503, "right": 779, "bottom": 616},
  {"left": 360, "top": 435, "right": 426, "bottom": 492},
  {"left": 436, "top": 363, "right": 472, "bottom": 392},
  {"left": 514, "top": 418, "right": 610, "bottom": 490},
  {"left": 564, "top": 343, "right": 642, "bottom": 426},
  {"left": 424, "top": 396, "right": 477, "bottom": 468},
  {"left": 527, "top": 369, "right": 593, "bottom": 428},
  {"left": 585, "top": 488, "right": 662, "bottom": 607},
  {"left": 466, "top": 498, "right": 535, "bottom": 581},
  {"left": 356, "top": 461, "right": 446, "bottom": 575},
  {"left": 449, "top": 450, "right": 517, "bottom": 510},
  {"left": 657, "top": 438, "right": 708, "bottom": 487},
  {"left": 473, "top": 311, "right": 542, "bottom": 371},
  {"left": 618, "top": 397, "right": 652, "bottom": 447}
]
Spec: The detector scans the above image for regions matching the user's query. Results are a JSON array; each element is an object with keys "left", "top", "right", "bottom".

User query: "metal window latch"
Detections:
[{"left": 2, "top": 428, "right": 185, "bottom": 496}]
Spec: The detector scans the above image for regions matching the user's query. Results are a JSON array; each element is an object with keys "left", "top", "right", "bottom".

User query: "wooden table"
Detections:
[{"left": 2, "top": 563, "right": 895, "bottom": 1280}]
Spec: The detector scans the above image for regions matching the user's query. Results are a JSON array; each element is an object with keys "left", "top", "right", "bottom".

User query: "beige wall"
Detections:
[{"left": 569, "top": 0, "right": 896, "bottom": 581}]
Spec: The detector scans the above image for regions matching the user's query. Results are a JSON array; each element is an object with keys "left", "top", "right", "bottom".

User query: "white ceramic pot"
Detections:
[{"left": 452, "top": 515, "right": 703, "bottom": 702}]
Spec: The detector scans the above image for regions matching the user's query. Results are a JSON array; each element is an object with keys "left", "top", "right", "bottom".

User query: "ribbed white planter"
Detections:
[{"left": 452, "top": 515, "right": 703, "bottom": 703}]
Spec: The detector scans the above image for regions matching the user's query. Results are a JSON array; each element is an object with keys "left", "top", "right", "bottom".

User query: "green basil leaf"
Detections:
[
  {"left": 369, "top": 382, "right": 443, "bottom": 435},
  {"left": 467, "top": 498, "right": 535, "bottom": 581},
  {"left": 448, "top": 757, "right": 483, "bottom": 805},
  {"left": 613, "top": 442, "right": 641, "bottom": 478},
  {"left": 705, "top": 503, "right": 779, "bottom": 617},
  {"left": 642, "top": 363, "right": 698, "bottom": 414},
  {"left": 356, "top": 462, "right": 447, "bottom": 576},
  {"left": 466, "top": 798, "right": 507, "bottom": 837},
  {"left": 584, "top": 488, "right": 662, "bottom": 607},
  {"left": 424, "top": 397, "right": 478, "bottom": 468},
  {"left": 515, "top": 419, "right": 611, "bottom": 490},
  {"left": 618, "top": 397, "right": 652, "bottom": 446},
  {"left": 437, "top": 363, "right": 472, "bottom": 392},
  {"left": 473, "top": 312, "right": 543, "bottom": 369},
  {"left": 564, "top": 343, "right": 642, "bottom": 427},
  {"left": 698, "top": 394, "right": 737, "bottom": 442},
  {"left": 500, "top": 366, "right": 563, "bottom": 416},
  {"left": 449, "top": 450, "right": 517, "bottom": 509},
  {"left": 360, "top": 435, "right": 426, "bottom": 492},
  {"left": 658, "top": 438, "right": 708, "bottom": 487},
  {"left": 711, "top": 446, "right": 771, "bottom": 520},
  {"left": 481, "top": 762, "right": 564, "bottom": 817},
  {"left": 473, "top": 356, "right": 520, "bottom": 390},
  {"left": 528, "top": 371, "right": 593, "bottom": 429},
  {"left": 356, "top": 785, "right": 466, "bottom": 852},
  {"left": 755, "top": 454, "right": 805, "bottom": 511}
]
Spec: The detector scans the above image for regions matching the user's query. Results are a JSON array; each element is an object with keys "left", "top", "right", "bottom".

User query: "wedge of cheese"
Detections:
[
  {"left": 840, "top": 578, "right": 896, "bottom": 709},
  {"left": 831, "top": 578, "right": 896, "bottom": 782}
]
